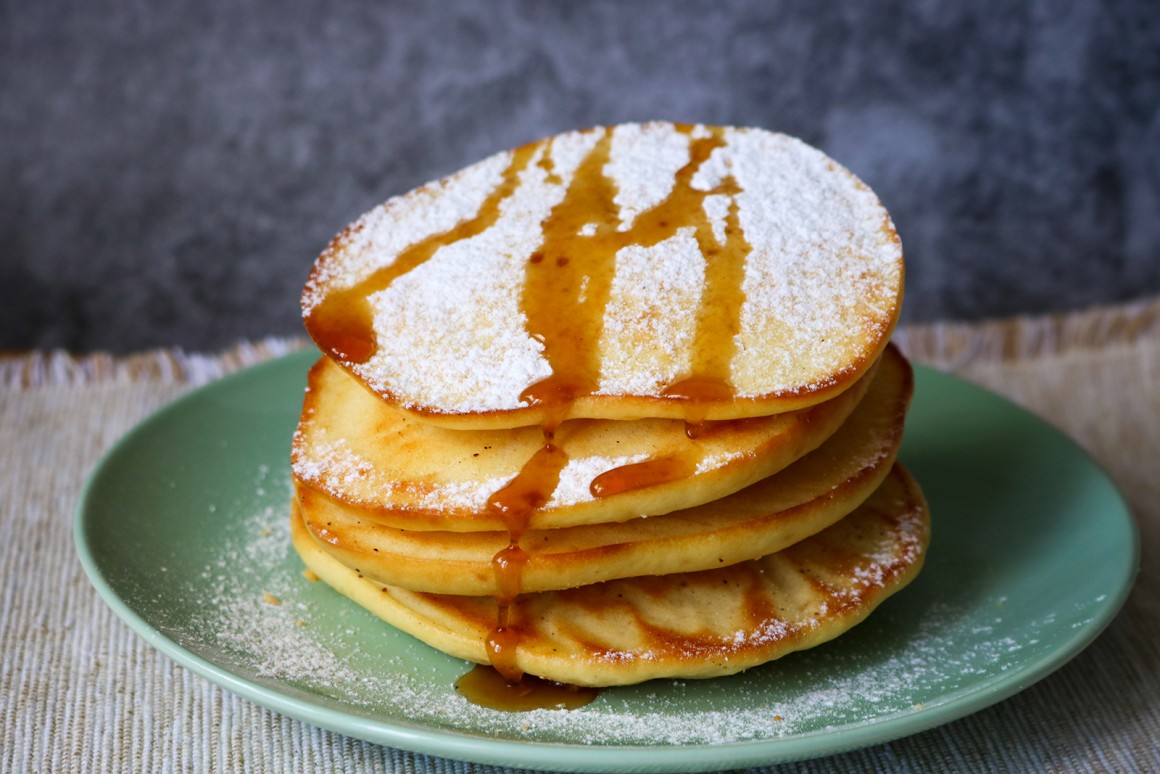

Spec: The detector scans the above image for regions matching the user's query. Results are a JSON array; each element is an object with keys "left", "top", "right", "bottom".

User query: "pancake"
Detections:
[
  {"left": 292, "top": 347, "right": 879, "bottom": 532},
  {"left": 302, "top": 122, "right": 903, "bottom": 429},
  {"left": 291, "top": 464, "right": 929, "bottom": 687},
  {"left": 291, "top": 122, "right": 924, "bottom": 694},
  {"left": 296, "top": 344, "right": 913, "bottom": 595}
]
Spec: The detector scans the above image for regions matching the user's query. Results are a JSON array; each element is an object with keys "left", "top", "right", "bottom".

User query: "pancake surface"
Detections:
[
  {"left": 291, "top": 464, "right": 929, "bottom": 687},
  {"left": 302, "top": 122, "right": 903, "bottom": 428},
  {"left": 296, "top": 345, "right": 913, "bottom": 595}
]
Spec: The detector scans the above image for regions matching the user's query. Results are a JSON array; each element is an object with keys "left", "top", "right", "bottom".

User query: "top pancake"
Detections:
[{"left": 302, "top": 122, "right": 904, "bottom": 429}]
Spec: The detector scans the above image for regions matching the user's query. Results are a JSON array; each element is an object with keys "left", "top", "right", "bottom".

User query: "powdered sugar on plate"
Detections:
[{"left": 183, "top": 465, "right": 1097, "bottom": 748}]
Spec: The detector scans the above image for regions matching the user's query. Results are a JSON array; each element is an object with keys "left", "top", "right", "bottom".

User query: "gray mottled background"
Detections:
[{"left": 3, "top": 0, "right": 1159, "bottom": 353}]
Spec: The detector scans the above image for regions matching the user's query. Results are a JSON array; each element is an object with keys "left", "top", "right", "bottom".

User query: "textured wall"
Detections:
[{"left": 3, "top": 0, "right": 1159, "bottom": 352}]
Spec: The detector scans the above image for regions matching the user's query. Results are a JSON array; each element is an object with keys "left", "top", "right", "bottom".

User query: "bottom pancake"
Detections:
[{"left": 291, "top": 464, "right": 930, "bottom": 687}]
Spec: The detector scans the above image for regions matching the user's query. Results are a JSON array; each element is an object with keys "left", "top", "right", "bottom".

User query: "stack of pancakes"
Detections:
[{"left": 291, "top": 123, "right": 930, "bottom": 689}]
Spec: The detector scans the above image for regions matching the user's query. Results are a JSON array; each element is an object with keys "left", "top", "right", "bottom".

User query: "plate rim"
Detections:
[{"left": 73, "top": 349, "right": 1140, "bottom": 772}]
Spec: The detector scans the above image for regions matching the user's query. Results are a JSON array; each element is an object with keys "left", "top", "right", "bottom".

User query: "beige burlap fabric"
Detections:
[{"left": 2, "top": 299, "right": 1158, "bottom": 773}]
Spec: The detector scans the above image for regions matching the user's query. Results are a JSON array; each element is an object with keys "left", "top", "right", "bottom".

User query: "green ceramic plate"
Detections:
[{"left": 75, "top": 349, "right": 1138, "bottom": 772}]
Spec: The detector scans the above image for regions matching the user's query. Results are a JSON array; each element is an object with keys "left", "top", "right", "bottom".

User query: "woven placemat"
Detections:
[{"left": 2, "top": 300, "right": 1158, "bottom": 773}]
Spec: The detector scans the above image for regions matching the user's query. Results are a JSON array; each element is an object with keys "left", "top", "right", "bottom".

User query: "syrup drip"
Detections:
[
  {"left": 491, "top": 542, "right": 531, "bottom": 605},
  {"left": 589, "top": 454, "right": 700, "bottom": 499},
  {"left": 482, "top": 433, "right": 568, "bottom": 683},
  {"left": 660, "top": 191, "right": 753, "bottom": 420},
  {"left": 454, "top": 664, "right": 599, "bottom": 712},
  {"left": 484, "top": 621, "right": 524, "bottom": 684},
  {"left": 684, "top": 420, "right": 712, "bottom": 439}
]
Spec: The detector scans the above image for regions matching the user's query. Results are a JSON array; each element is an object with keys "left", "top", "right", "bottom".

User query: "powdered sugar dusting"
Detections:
[
  {"left": 190, "top": 465, "right": 366, "bottom": 687},
  {"left": 702, "top": 193, "right": 730, "bottom": 244},
  {"left": 291, "top": 435, "right": 374, "bottom": 493},
  {"left": 546, "top": 127, "right": 607, "bottom": 182},
  {"left": 727, "top": 128, "right": 902, "bottom": 395},
  {"left": 606, "top": 123, "right": 689, "bottom": 231},
  {"left": 693, "top": 449, "right": 747, "bottom": 475},
  {"left": 293, "top": 427, "right": 505, "bottom": 512},
  {"left": 597, "top": 229, "right": 703, "bottom": 394},
  {"left": 690, "top": 142, "right": 732, "bottom": 191}
]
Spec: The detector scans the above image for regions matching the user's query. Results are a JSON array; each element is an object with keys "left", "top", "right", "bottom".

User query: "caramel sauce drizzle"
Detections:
[
  {"left": 520, "top": 125, "right": 749, "bottom": 425},
  {"left": 454, "top": 664, "right": 599, "bottom": 712},
  {"left": 588, "top": 455, "right": 700, "bottom": 499},
  {"left": 518, "top": 131, "right": 620, "bottom": 425}
]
